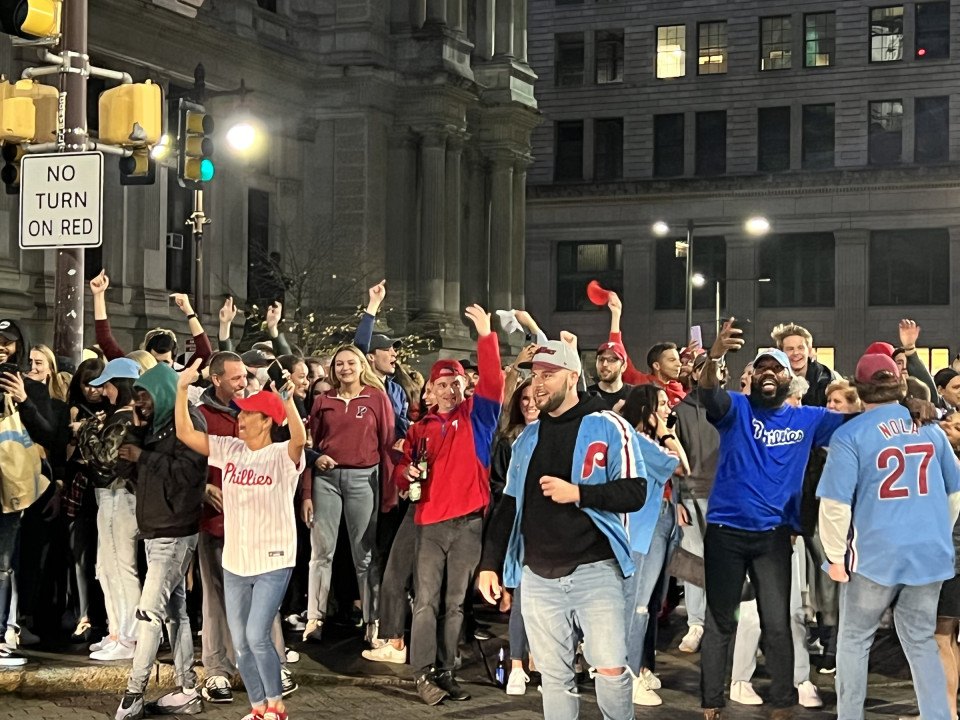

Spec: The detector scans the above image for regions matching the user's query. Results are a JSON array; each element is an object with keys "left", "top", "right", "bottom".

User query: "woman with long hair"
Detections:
[
  {"left": 26, "top": 344, "right": 69, "bottom": 402},
  {"left": 619, "top": 384, "right": 688, "bottom": 705},
  {"left": 81, "top": 358, "right": 144, "bottom": 661},
  {"left": 63, "top": 358, "right": 109, "bottom": 641},
  {"left": 304, "top": 344, "right": 395, "bottom": 645},
  {"left": 175, "top": 360, "right": 306, "bottom": 720}
]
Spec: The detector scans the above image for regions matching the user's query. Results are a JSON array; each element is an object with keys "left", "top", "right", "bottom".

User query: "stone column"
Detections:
[
  {"left": 949, "top": 227, "right": 960, "bottom": 349},
  {"left": 512, "top": 0, "right": 527, "bottom": 63},
  {"left": 474, "top": 0, "right": 495, "bottom": 59},
  {"left": 387, "top": 130, "right": 419, "bottom": 325},
  {"left": 419, "top": 131, "right": 447, "bottom": 314},
  {"left": 488, "top": 150, "right": 514, "bottom": 311},
  {"left": 510, "top": 155, "right": 530, "bottom": 310},
  {"left": 462, "top": 147, "right": 489, "bottom": 308},
  {"left": 447, "top": 0, "right": 464, "bottom": 32},
  {"left": 426, "top": 0, "right": 446, "bottom": 25},
  {"left": 444, "top": 135, "right": 465, "bottom": 316},
  {"left": 411, "top": 0, "right": 427, "bottom": 29},
  {"left": 494, "top": 0, "right": 514, "bottom": 57},
  {"left": 724, "top": 236, "right": 760, "bottom": 356},
  {"left": 834, "top": 229, "right": 869, "bottom": 370}
]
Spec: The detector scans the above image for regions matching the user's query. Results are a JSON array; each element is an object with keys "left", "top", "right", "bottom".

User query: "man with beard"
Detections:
[
  {"left": 587, "top": 340, "right": 633, "bottom": 410},
  {"left": 477, "top": 335, "right": 649, "bottom": 720},
  {"left": 697, "top": 320, "right": 846, "bottom": 720}
]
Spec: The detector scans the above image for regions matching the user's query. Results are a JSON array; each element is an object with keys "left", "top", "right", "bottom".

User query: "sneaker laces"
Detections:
[{"left": 206, "top": 676, "right": 230, "bottom": 690}]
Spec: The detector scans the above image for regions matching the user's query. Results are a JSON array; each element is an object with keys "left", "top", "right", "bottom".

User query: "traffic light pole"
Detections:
[
  {"left": 188, "top": 189, "right": 209, "bottom": 316},
  {"left": 52, "top": 0, "right": 88, "bottom": 366}
]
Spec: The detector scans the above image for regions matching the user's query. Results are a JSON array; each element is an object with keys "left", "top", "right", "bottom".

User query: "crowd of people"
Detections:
[{"left": 0, "top": 272, "right": 959, "bottom": 720}]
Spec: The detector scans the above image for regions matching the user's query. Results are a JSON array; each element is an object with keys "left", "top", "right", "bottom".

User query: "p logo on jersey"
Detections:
[
  {"left": 582, "top": 441, "right": 608, "bottom": 479},
  {"left": 355, "top": 406, "right": 368, "bottom": 419}
]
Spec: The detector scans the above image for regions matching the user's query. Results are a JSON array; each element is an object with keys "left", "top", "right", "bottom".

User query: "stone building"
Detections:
[
  {"left": 524, "top": 0, "right": 960, "bottom": 375},
  {"left": 0, "top": 0, "right": 538, "bottom": 355}
]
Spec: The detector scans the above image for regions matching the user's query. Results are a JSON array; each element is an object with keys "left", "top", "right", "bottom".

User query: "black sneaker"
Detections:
[
  {"left": 819, "top": 654, "right": 837, "bottom": 674},
  {"left": 201, "top": 675, "right": 233, "bottom": 703},
  {"left": 0, "top": 644, "right": 27, "bottom": 667},
  {"left": 435, "top": 670, "right": 471, "bottom": 701},
  {"left": 144, "top": 689, "right": 204, "bottom": 715},
  {"left": 114, "top": 693, "right": 144, "bottom": 720},
  {"left": 281, "top": 668, "right": 298, "bottom": 698},
  {"left": 472, "top": 627, "right": 493, "bottom": 641},
  {"left": 415, "top": 673, "right": 448, "bottom": 706}
]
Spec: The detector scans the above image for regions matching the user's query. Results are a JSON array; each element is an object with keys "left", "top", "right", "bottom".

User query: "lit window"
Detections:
[
  {"left": 870, "top": 6, "right": 903, "bottom": 62},
  {"left": 760, "top": 16, "right": 792, "bottom": 70},
  {"left": 698, "top": 21, "right": 728, "bottom": 74},
  {"left": 804, "top": 12, "right": 835, "bottom": 67},
  {"left": 657, "top": 25, "right": 686, "bottom": 78}
]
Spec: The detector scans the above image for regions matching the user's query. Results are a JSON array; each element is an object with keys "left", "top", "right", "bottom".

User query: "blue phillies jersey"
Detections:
[
  {"left": 817, "top": 403, "right": 960, "bottom": 587},
  {"left": 708, "top": 391, "right": 845, "bottom": 532}
]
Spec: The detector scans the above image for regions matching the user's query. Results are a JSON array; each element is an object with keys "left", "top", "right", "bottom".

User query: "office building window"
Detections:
[
  {"left": 915, "top": 96, "right": 949, "bottom": 164},
  {"left": 654, "top": 236, "right": 726, "bottom": 310},
  {"left": 698, "top": 21, "right": 728, "bottom": 74},
  {"left": 557, "top": 241, "right": 623, "bottom": 311},
  {"left": 596, "top": 30, "right": 624, "bottom": 83},
  {"left": 870, "top": 229, "right": 949, "bottom": 305},
  {"left": 868, "top": 100, "right": 903, "bottom": 165},
  {"left": 916, "top": 1, "right": 950, "bottom": 58},
  {"left": 804, "top": 12, "right": 835, "bottom": 67},
  {"left": 657, "top": 25, "right": 686, "bottom": 78},
  {"left": 653, "top": 113, "right": 685, "bottom": 177},
  {"left": 758, "top": 233, "right": 836, "bottom": 307},
  {"left": 870, "top": 6, "right": 904, "bottom": 62},
  {"left": 594, "top": 118, "right": 624, "bottom": 181},
  {"left": 696, "top": 111, "right": 726, "bottom": 176},
  {"left": 758, "top": 106, "right": 790, "bottom": 172},
  {"left": 555, "top": 33, "right": 585, "bottom": 87},
  {"left": 555, "top": 121, "right": 584, "bottom": 181},
  {"left": 760, "top": 16, "right": 792, "bottom": 70},
  {"left": 802, "top": 104, "right": 835, "bottom": 169}
]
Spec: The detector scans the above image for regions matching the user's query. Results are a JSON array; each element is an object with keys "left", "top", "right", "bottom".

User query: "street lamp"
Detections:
[
  {"left": 709, "top": 276, "right": 771, "bottom": 336},
  {"left": 651, "top": 216, "right": 770, "bottom": 340}
]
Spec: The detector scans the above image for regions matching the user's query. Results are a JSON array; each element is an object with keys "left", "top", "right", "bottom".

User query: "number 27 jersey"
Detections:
[{"left": 817, "top": 403, "right": 960, "bottom": 586}]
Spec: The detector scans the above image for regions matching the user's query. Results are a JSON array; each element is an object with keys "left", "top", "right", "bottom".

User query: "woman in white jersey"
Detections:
[{"left": 174, "top": 359, "right": 306, "bottom": 720}]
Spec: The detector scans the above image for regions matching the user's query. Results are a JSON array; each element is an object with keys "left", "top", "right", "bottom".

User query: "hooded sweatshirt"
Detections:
[{"left": 133, "top": 364, "right": 208, "bottom": 539}]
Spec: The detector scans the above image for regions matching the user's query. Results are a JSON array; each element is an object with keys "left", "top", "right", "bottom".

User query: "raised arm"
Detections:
[
  {"left": 514, "top": 310, "right": 548, "bottom": 346},
  {"left": 218, "top": 297, "right": 238, "bottom": 352},
  {"left": 90, "top": 270, "right": 126, "bottom": 360},
  {"left": 276, "top": 377, "right": 307, "bottom": 465},
  {"left": 171, "top": 293, "right": 212, "bottom": 368},
  {"left": 263, "top": 302, "right": 292, "bottom": 356},
  {"left": 697, "top": 318, "right": 743, "bottom": 421},
  {"left": 899, "top": 319, "right": 938, "bottom": 401},
  {"left": 175, "top": 358, "right": 210, "bottom": 456},
  {"left": 354, "top": 280, "right": 386, "bottom": 354}
]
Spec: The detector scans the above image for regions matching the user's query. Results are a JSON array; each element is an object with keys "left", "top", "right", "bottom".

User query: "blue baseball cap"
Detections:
[
  {"left": 89, "top": 357, "right": 142, "bottom": 387},
  {"left": 753, "top": 348, "right": 794, "bottom": 376}
]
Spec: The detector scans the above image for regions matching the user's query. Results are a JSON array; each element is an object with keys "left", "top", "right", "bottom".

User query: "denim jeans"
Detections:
[
  {"left": 198, "top": 532, "right": 287, "bottom": 679},
  {"left": 508, "top": 584, "right": 528, "bottom": 661},
  {"left": 307, "top": 467, "right": 380, "bottom": 624},
  {"left": 0, "top": 511, "right": 21, "bottom": 629},
  {"left": 837, "top": 572, "right": 949, "bottom": 720},
  {"left": 522, "top": 560, "right": 633, "bottom": 720},
  {"left": 624, "top": 498, "right": 676, "bottom": 675},
  {"left": 377, "top": 503, "right": 416, "bottom": 640},
  {"left": 409, "top": 513, "right": 482, "bottom": 674},
  {"left": 126, "top": 535, "right": 198, "bottom": 695},
  {"left": 224, "top": 567, "right": 293, "bottom": 707},
  {"left": 679, "top": 497, "right": 708, "bottom": 627},
  {"left": 700, "top": 524, "right": 794, "bottom": 709},
  {"left": 95, "top": 488, "right": 140, "bottom": 641}
]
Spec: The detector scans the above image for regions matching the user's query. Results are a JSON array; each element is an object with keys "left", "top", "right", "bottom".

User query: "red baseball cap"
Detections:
[
  {"left": 429, "top": 359, "right": 465, "bottom": 384},
  {"left": 596, "top": 341, "right": 627, "bottom": 362},
  {"left": 233, "top": 390, "right": 286, "bottom": 426},
  {"left": 864, "top": 341, "right": 895, "bottom": 358},
  {"left": 586, "top": 280, "right": 611, "bottom": 306},
  {"left": 855, "top": 353, "right": 901, "bottom": 384}
]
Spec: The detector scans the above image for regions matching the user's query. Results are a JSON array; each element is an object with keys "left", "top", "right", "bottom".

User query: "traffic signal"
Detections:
[
  {"left": 0, "top": 0, "right": 61, "bottom": 39},
  {"left": 177, "top": 99, "right": 213, "bottom": 189},
  {"left": 1, "top": 142, "right": 23, "bottom": 194},
  {"left": 119, "top": 147, "right": 155, "bottom": 186},
  {"left": 0, "top": 79, "right": 57, "bottom": 144},
  {"left": 99, "top": 81, "right": 163, "bottom": 148}
]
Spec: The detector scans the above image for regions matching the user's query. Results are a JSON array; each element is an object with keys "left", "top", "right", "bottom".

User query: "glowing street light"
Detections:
[{"left": 226, "top": 121, "right": 257, "bottom": 152}]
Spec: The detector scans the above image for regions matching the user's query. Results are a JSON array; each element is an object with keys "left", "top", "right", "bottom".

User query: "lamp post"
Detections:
[{"left": 652, "top": 216, "right": 771, "bottom": 341}]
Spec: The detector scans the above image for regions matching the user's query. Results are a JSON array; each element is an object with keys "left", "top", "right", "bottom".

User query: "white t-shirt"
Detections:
[{"left": 208, "top": 436, "right": 304, "bottom": 577}]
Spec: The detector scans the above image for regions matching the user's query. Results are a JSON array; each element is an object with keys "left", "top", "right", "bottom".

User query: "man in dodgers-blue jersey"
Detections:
[{"left": 818, "top": 352, "right": 960, "bottom": 720}]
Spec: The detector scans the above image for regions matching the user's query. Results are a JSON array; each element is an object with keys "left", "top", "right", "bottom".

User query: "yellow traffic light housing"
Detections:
[
  {"left": 177, "top": 99, "right": 213, "bottom": 189},
  {"left": 119, "top": 147, "right": 155, "bottom": 186},
  {"left": 0, "top": 0, "right": 61, "bottom": 39},
  {"left": 99, "top": 81, "right": 163, "bottom": 148},
  {"left": 0, "top": 79, "right": 57, "bottom": 144}
]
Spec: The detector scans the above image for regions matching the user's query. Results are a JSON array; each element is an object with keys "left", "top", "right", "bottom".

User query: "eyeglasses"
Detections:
[{"left": 597, "top": 356, "right": 623, "bottom": 365}]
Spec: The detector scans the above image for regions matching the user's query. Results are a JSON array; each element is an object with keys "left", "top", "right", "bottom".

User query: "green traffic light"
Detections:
[{"left": 200, "top": 158, "right": 215, "bottom": 182}]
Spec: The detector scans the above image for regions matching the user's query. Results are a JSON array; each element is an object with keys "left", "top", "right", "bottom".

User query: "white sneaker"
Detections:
[
  {"left": 639, "top": 667, "right": 661, "bottom": 690},
  {"left": 284, "top": 647, "right": 300, "bottom": 663},
  {"left": 284, "top": 613, "right": 306, "bottom": 631},
  {"left": 361, "top": 641, "right": 407, "bottom": 664},
  {"left": 3, "top": 626, "right": 18, "bottom": 649},
  {"left": 798, "top": 680, "right": 823, "bottom": 708},
  {"left": 679, "top": 624, "right": 704, "bottom": 653},
  {"left": 0, "top": 643, "right": 27, "bottom": 667},
  {"left": 90, "top": 634, "right": 113, "bottom": 652},
  {"left": 730, "top": 680, "right": 763, "bottom": 705},
  {"left": 632, "top": 676, "right": 662, "bottom": 706},
  {"left": 506, "top": 668, "right": 529, "bottom": 696},
  {"left": 90, "top": 639, "right": 136, "bottom": 661}
]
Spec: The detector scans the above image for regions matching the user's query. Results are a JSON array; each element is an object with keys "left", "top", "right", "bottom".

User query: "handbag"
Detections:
[
  {"left": 0, "top": 394, "right": 50, "bottom": 513},
  {"left": 666, "top": 489, "right": 706, "bottom": 588}
]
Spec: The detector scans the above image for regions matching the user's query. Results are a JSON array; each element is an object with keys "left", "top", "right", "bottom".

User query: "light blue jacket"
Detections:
[{"left": 502, "top": 410, "right": 674, "bottom": 586}]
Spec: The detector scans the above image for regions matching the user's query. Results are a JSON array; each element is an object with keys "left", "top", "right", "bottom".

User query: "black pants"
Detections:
[
  {"left": 409, "top": 513, "right": 482, "bottom": 675},
  {"left": 378, "top": 504, "right": 416, "bottom": 639},
  {"left": 700, "top": 524, "right": 794, "bottom": 709}
]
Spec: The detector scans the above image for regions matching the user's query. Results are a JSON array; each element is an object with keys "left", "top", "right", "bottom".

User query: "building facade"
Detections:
[
  {"left": 0, "top": 0, "right": 538, "bottom": 355},
  {"left": 525, "top": 0, "right": 960, "bottom": 376}
]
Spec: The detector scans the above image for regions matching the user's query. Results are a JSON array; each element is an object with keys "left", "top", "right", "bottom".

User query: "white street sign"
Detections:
[{"left": 19, "top": 151, "right": 103, "bottom": 249}]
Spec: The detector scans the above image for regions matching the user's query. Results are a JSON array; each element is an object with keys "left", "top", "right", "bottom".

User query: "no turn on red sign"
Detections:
[{"left": 19, "top": 151, "right": 103, "bottom": 249}]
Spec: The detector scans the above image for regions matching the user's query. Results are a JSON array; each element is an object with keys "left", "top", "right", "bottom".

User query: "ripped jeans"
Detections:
[{"left": 126, "top": 535, "right": 198, "bottom": 695}]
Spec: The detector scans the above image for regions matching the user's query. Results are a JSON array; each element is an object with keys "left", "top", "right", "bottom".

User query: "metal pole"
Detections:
[
  {"left": 53, "top": 0, "right": 88, "bottom": 366},
  {"left": 188, "top": 189, "right": 209, "bottom": 314},
  {"left": 684, "top": 219, "right": 694, "bottom": 341},
  {"left": 715, "top": 280, "right": 721, "bottom": 338}
]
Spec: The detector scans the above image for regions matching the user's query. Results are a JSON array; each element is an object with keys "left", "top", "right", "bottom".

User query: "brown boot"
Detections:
[
  {"left": 703, "top": 709, "right": 722, "bottom": 720},
  {"left": 768, "top": 708, "right": 794, "bottom": 720}
]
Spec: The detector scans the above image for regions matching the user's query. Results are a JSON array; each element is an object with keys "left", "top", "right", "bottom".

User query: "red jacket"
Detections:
[
  {"left": 196, "top": 387, "right": 238, "bottom": 538},
  {"left": 611, "top": 331, "right": 686, "bottom": 407},
  {"left": 394, "top": 333, "right": 503, "bottom": 525}
]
